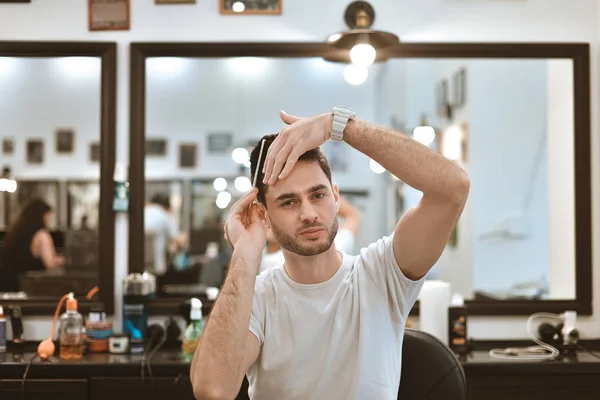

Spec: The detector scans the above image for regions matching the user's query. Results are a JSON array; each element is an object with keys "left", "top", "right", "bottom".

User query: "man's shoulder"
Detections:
[{"left": 254, "top": 266, "right": 284, "bottom": 295}]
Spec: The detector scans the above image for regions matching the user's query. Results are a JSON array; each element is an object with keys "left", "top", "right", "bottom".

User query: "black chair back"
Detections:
[{"left": 398, "top": 328, "right": 467, "bottom": 399}]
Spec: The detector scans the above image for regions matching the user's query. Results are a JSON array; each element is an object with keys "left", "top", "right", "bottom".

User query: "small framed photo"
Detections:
[
  {"left": 146, "top": 138, "right": 167, "bottom": 156},
  {"left": 88, "top": 0, "right": 130, "bottom": 31},
  {"left": 90, "top": 142, "right": 100, "bottom": 162},
  {"left": 179, "top": 143, "right": 197, "bottom": 168},
  {"left": 56, "top": 128, "right": 75, "bottom": 153},
  {"left": 26, "top": 140, "right": 44, "bottom": 164},
  {"left": 2, "top": 138, "right": 14, "bottom": 155},
  {"left": 207, "top": 132, "right": 232, "bottom": 154},
  {"left": 452, "top": 67, "right": 467, "bottom": 107},
  {"left": 220, "top": 0, "right": 282, "bottom": 15}
]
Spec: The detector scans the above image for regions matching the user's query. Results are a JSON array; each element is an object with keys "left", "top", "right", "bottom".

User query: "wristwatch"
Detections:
[{"left": 330, "top": 105, "right": 356, "bottom": 142}]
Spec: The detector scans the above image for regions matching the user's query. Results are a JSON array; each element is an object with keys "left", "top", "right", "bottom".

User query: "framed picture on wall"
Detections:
[
  {"left": 56, "top": 128, "right": 75, "bottom": 153},
  {"left": 26, "top": 140, "right": 44, "bottom": 164},
  {"left": 436, "top": 79, "right": 452, "bottom": 119},
  {"left": 207, "top": 132, "right": 232, "bottom": 154},
  {"left": 88, "top": 0, "right": 130, "bottom": 31},
  {"left": 2, "top": 138, "right": 14, "bottom": 155},
  {"left": 179, "top": 143, "right": 197, "bottom": 168},
  {"left": 452, "top": 67, "right": 467, "bottom": 107},
  {"left": 146, "top": 138, "right": 167, "bottom": 156},
  {"left": 90, "top": 142, "right": 100, "bottom": 162},
  {"left": 220, "top": 0, "right": 282, "bottom": 15}
]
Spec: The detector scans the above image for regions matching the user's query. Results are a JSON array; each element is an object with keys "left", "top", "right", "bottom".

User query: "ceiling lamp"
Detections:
[{"left": 325, "top": 1, "right": 399, "bottom": 64}]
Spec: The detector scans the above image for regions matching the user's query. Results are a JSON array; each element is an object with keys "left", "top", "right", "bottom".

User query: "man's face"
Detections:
[{"left": 264, "top": 161, "right": 339, "bottom": 257}]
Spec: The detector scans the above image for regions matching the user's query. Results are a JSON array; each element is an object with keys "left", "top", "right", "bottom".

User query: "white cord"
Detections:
[{"left": 488, "top": 312, "right": 562, "bottom": 361}]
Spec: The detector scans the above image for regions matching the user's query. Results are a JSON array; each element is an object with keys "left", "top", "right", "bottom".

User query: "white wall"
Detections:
[
  {"left": 1, "top": 0, "right": 599, "bottom": 340},
  {"left": 0, "top": 57, "right": 101, "bottom": 179}
]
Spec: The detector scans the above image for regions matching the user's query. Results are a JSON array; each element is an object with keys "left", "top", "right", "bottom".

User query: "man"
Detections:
[
  {"left": 191, "top": 106, "right": 470, "bottom": 399},
  {"left": 143, "top": 193, "right": 187, "bottom": 275},
  {"left": 259, "top": 195, "right": 361, "bottom": 274}
]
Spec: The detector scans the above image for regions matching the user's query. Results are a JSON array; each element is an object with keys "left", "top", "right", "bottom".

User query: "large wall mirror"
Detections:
[
  {"left": 0, "top": 42, "right": 117, "bottom": 314},
  {"left": 129, "top": 43, "right": 591, "bottom": 316}
]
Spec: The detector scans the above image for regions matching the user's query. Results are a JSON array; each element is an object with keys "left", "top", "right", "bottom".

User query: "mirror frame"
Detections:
[
  {"left": 129, "top": 42, "right": 591, "bottom": 316},
  {"left": 0, "top": 41, "right": 117, "bottom": 314}
]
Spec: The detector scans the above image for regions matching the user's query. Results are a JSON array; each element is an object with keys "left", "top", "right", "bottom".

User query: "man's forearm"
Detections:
[
  {"left": 342, "top": 118, "right": 469, "bottom": 202},
  {"left": 191, "top": 250, "right": 259, "bottom": 396}
]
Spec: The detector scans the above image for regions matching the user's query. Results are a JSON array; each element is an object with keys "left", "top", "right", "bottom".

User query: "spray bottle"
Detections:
[
  {"left": 58, "top": 293, "right": 84, "bottom": 360},
  {"left": 182, "top": 298, "right": 204, "bottom": 359}
]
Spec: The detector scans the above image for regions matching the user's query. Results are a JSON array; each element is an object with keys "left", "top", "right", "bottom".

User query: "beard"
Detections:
[{"left": 270, "top": 218, "right": 339, "bottom": 257}]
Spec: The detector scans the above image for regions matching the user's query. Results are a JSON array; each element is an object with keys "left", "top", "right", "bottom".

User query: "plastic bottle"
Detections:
[
  {"left": 0, "top": 306, "right": 6, "bottom": 352},
  {"left": 181, "top": 298, "right": 204, "bottom": 360},
  {"left": 59, "top": 293, "right": 84, "bottom": 360},
  {"left": 448, "top": 293, "right": 469, "bottom": 356}
]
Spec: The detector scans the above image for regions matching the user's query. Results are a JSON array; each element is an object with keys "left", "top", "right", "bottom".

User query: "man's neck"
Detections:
[{"left": 281, "top": 245, "right": 343, "bottom": 285}]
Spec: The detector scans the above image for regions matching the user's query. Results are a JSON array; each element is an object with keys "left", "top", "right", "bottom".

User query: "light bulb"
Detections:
[
  {"left": 232, "top": 1, "right": 245, "bottom": 12},
  {"left": 442, "top": 125, "right": 463, "bottom": 161},
  {"left": 231, "top": 147, "right": 249, "bottom": 164},
  {"left": 344, "top": 64, "right": 368, "bottom": 86},
  {"left": 234, "top": 176, "right": 252, "bottom": 192},
  {"left": 213, "top": 177, "right": 228, "bottom": 192},
  {"left": 216, "top": 191, "right": 232, "bottom": 209},
  {"left": 369, "top": 159, "right": 385, "bottom": 174},
  {"left": 7, "top": 179, "right": 17, "bottom": 193},
  {"left": 413, "top": 126, "right": 436, "bottom": 146},
  {"left": 350, "top": 44, "right": 376, "bottom": 67}
]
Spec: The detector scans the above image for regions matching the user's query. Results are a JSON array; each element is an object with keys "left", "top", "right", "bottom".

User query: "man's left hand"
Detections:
[{"left": 262, "top": 110, "right": 332, "bottom": 185}]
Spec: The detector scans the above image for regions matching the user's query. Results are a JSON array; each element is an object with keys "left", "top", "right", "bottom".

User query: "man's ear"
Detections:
[
  {"left": 332, "top": 182, "right": 340, "bottom": 212},
  {"left": 257, "top": 202, "right": 270, "bottom": 228}
]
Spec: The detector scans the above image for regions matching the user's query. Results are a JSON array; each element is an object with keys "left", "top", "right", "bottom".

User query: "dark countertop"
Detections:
[
  {"left": 461, "top": 350, "right": 600, "bottom": 375},
  {"left": 0, "top": 350, "right": 192, "bottom": 380},
  {"left": 1, "top": 348, "right": 600, "bottom": 380}
]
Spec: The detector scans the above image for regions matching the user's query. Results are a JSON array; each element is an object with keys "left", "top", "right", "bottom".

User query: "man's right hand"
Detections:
[{"left": 224, "top": 188, "right": 267, "bottom": 258}]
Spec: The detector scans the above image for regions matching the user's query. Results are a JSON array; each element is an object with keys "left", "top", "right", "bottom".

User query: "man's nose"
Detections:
[{"left": 299, "top": 201, "right": 318, "bottom": 223}]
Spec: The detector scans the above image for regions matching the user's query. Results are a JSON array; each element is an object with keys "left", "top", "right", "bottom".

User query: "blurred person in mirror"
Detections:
[
  {"left": 259, "top": 195, "right": 361, "bottom": 274},
  {"left": 190, "top": 107, "right": 469, "bottom": 400},
  {"left": 0, "top": 199, "right": 65, "bottom": 292},
  {"left": 144, "top": 193, "right": 187, "bottom": 276}
]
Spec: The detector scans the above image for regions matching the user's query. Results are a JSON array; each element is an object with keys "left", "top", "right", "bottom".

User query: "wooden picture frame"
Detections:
[
  {"left": 220, "top": 0, "right": 282, "bottom": 15},
  {"left": 26, "top": 139, "right": 44, "bottom": 164},
  {"left": 90, "top": 142, "right": 100, "bottom": 162},
  {"left": 56, "top": 128, "right": 75, "bottom": 153},
  {"left": 145, "top": 138, "right": 167, "bottom": 156},
  {"left": 207, "top": 132, "right": 232, "bottom": 153},
  {"left": 2, "top": 138, "right": 14, "bottom": 155},
  {"left": 88, "top": 0, "right": 130, "bottom": 31},
  {"left": 179, "top": 143, "right": 197, "bottom": 168},
  {"left": 155, "top": 0, "right": 195, "bottom": 3}
]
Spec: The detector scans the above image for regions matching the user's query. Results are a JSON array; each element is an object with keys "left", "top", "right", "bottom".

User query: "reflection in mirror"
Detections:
[
  {"left": 143, "top": 56, "right": 576, "bottom": 303},
  {"left": 0, "top": 56, "right": 102, "bottom": 298}
]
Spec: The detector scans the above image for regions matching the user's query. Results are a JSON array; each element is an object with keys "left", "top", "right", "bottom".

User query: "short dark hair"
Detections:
[
  {"left": 249, "top": 134, "right": 333, "bottom": 206},
  {"left": 150, "top": 193, "right": 171, "bottom": 210}
]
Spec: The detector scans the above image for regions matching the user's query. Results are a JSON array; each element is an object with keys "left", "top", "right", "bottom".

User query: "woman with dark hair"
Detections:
[{"left": 0, "top": 199, "right": 65, "bottom": 292}]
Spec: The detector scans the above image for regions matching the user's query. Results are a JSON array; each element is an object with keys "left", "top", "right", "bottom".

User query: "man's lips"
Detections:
[{"left": 298, "top": 227, "right": 325, "bottom": 235}]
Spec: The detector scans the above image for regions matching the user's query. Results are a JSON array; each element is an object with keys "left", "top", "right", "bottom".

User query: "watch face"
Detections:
[{"left": 334, "top": 105, "right": 355, "bottom": 118}]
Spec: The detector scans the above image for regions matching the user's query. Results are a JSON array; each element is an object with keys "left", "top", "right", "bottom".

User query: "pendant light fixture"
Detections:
[{"left": 325, "top": 1, "right": 400, "bottom": 65}]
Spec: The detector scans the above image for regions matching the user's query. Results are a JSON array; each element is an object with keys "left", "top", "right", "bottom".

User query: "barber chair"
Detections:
[{"left": 398, "top": 328, "right": 467, "bottom": 399}]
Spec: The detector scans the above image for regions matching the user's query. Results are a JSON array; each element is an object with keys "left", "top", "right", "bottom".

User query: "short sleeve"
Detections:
[
  {"left": 334, "top": 228, "right": 356, "bottom": 255},
  {"left": 248, "top": 279, "right": 265, "bottom": 346},
  {"left": 358, "top": 232, "right": 425, "bottom": 319}
]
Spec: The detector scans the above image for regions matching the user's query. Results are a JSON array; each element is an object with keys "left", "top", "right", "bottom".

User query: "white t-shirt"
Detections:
[
  {"left": 247, "top": 233, "right": 425, "bottom": 400},
  {"left": 144, "top": 204, "right": 177, "bottom": 275},
  {"left": 258, "top": 228, "right": 356, "bottom": 274}
]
